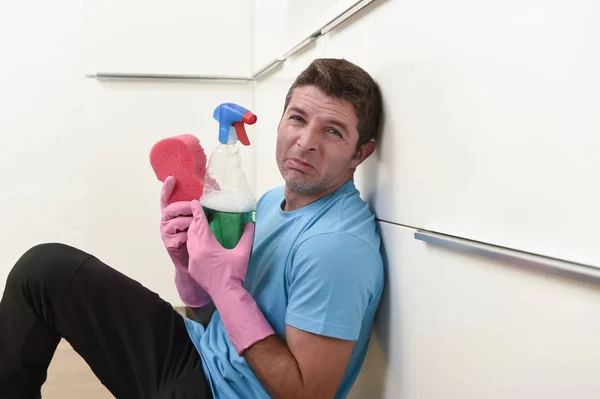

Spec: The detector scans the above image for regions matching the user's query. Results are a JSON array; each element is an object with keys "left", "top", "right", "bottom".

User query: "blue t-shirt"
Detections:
[{"left": 184, "top": 179, "right": 384, "bottom": 398}]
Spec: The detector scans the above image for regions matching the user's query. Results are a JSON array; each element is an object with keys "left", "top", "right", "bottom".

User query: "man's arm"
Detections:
[
  {"left": 245, "top": 325, "right": 354, "bottom": 399},
  {"left": 241, "top": 232, "right": 382, "bottom": 398}
]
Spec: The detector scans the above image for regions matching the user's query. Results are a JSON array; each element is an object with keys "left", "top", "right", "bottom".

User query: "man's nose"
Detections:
[{"left": 296, "top": 125, "right": 319, "bottom": 151}]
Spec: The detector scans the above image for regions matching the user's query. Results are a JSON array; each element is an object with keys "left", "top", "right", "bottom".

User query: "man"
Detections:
[{"left": 0, "top": 58, "right": 384, "bottom": 399}]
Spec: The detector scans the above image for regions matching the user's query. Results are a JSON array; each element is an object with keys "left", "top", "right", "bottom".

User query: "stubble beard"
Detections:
[
  {"left": 276, "top": 160, "right": 327, "bottom": 195},
  {"left": 285, "top": 175, "right": 328, "bottom": 195}
]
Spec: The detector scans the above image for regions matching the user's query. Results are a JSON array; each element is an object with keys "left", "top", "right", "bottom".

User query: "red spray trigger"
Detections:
[{"left": 233, "top": 111, "right": 257, "bottom": 146}]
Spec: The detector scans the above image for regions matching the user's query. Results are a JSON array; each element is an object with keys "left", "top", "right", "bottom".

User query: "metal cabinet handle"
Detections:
[
  {"left": 415, "top": 230, "right": 600, "bottom": 285},
  {"left": 86, "top": 73, "right": 251, "bottom": 82},
  {"left": 87, "top": 0, "right": 378, "bottom": 81}
]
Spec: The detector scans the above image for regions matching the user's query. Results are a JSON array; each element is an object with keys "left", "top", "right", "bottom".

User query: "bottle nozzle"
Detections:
[
  {"left": 213, "top": 103, "right": 257, "bottom": 146},
  {"left": 242, "top": 112, "right": 257, "bottom": 125}
]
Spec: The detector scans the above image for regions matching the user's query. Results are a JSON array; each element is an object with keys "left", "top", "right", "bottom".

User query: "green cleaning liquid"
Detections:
[{"left": 203, "top": 207, "right": 256, "bottom": 249}]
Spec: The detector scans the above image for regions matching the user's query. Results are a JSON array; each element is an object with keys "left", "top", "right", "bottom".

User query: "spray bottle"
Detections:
[{"left": 200, "top": 103, "right": 257, "bottom": 249}]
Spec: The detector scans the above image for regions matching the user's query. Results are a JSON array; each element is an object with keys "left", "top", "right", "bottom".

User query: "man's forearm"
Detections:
[
  {"left": 245, "top": 335, "right": 307, "bottom": 399},
  {"left": 213, "top": 286, "right": 349, "bottom": 399},
  {"left": 212, "top": 286, "right": 306, "bottom": 398}
]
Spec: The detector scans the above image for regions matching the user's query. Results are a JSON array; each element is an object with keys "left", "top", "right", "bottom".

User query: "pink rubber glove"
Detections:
[
  {"left": 187, "top": 199, "right": 275, "bottom": 355},
  {"left": 160, "top": 176, "right": 211, "bottom": 308}
]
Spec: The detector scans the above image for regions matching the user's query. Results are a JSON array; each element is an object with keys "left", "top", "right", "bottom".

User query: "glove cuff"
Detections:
[
  {"left": 174, "top": 269, "right": 211, "bottom": 308},
  {"left": 213, "top": 285, "right": 275, "bottom": 356}
]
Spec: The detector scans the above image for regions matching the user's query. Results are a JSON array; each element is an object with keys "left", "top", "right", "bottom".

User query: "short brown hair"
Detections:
[{"left": 283, "top": 58, "right": 383, "bottom": 150}]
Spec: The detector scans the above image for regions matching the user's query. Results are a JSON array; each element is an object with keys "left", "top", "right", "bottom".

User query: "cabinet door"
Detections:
[
  {"left": 416, "top": 228, "right": 600, "bottom": 398},
  {"left": 351, "top": 221, "right": 600, "bottom": 398},
  {"left": 84, "top": 0, "right": 252, "bottom": 76},
  {"left": 348, "top": 222, "right": 419, "bottom": 399},
  {"left": 253, "top": 0, "right": 365, "bottom": 73},
  {"left": 413, "top": 0, "right": 600, "bottom": 266},
  {"left": 253, "top": 0, "right": 289, "bottom": 73},
  {"left": 323, "top": 0, "right": 600, "bottom": 267}
]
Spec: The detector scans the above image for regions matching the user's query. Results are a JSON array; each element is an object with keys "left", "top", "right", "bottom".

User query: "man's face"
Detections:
[{"left": 276, "top": 85, "right": 370, "bottom": 196}]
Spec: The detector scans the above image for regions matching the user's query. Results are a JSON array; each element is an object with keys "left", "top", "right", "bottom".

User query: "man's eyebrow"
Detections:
[
  {"left": 288, "top": 106, "right": 307, "bottom": 116},
  {"left": 288, "top": 106, "right": 350, "bottom": 134}
]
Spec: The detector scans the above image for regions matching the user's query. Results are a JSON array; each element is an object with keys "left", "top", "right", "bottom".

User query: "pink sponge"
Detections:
[{"left": 150, "top": 134, "right": 207, "bottom": 204}]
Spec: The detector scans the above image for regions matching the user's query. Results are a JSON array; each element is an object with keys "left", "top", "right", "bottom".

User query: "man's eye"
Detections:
[
  {"left": 327, "top": 128, "right": 342, "bottom": 137},
  {"left": 290, "top": 115, "right": 304, "bottom": 122}
]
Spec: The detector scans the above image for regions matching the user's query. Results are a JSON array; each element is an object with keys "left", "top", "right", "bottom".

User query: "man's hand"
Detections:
[
  {"left": 245, "top": 326, "right": 354, "bottom": 399},
  {"left": 186, "top": 199, "right": 255, "bottom": 296},
  {"left": 159, "top": 176, "right": 210, "bottom": 308},
  {"left": 160, "top": 176, "right": 192, "bottom": 264},
  {"left": 187, "top": 200, "right": 275, "bottom": 353}
]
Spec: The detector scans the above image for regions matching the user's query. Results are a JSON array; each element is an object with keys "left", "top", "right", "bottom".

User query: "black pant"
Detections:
[{"left": 0, "top": 243, "right": 213, "bottom": 399}]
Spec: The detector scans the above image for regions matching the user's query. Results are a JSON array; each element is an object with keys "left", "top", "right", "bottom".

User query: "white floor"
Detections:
[{"left": 42, "top": 340, "right": 112, "bottom": 399}]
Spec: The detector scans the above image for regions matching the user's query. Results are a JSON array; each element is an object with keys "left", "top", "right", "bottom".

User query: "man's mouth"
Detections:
[{"left": 287, "top": 157, "right": 314, "bottom": 171}]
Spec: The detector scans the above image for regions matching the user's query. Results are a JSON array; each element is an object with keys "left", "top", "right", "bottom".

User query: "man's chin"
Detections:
[{"left": 284, "top": 178, "right": 321, "bottom": 195}]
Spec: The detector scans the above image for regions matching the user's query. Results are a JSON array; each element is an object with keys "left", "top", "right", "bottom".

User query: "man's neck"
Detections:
[{"left": 282, "top": 179, "right": 351, "bottom": 212}]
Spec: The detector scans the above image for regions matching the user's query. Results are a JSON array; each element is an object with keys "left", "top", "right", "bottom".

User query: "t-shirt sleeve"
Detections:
[{"left": 285, "top": 232, "right": 382, "bottom": 341}]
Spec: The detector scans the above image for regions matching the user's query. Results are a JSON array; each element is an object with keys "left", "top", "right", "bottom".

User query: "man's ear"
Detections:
[{"left": 350, "top": 141, "right": 376, "bottom": 168}]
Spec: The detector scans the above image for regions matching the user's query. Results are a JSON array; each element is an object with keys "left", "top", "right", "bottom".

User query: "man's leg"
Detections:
[{"left": 0, "top": 243, "right": 212, "bottom": 399}]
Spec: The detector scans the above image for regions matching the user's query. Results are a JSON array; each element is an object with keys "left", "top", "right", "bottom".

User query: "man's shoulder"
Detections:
[
  {"left": 293, "top": 185, "right": 383, "bottom": 276},
  {"left": 302, "top": 183, "right": 380, "bottom": 253}
]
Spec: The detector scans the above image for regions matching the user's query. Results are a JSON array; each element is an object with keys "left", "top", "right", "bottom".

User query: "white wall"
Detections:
[
  {"left": 253, "top": 0, "right": 600, "bottom": 397},
  {"left": 0, "top": 0, "right": 254, "bottom": 305},
  {"left": 0, "top": 2, "right": 87, "bottom": 291},
  {"left": 84, "top": 0, "right": 253, "bottom": 77}
]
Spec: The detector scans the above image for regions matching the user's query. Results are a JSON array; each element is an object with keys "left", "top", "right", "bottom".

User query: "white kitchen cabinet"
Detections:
[
  {"left": 350, "top": 220, "right": 600, "bottom": 398},
  {"left": 413, "top": 0, "right": 600, "bottom": 267},
  {"left": 416, "top": 226, "right": 600, "bottom": 398},
  {"left": 348, "top": 221, "right": 420, "bottom": 399},
  {"left": 253, "top": 0, "right": 365, "bottom": 74},
  {"left": 84, "top": 0, "right": 252, "bottom": 77},
  {"left": 321, "top": 0, "right": 600, "bottom": 267}
]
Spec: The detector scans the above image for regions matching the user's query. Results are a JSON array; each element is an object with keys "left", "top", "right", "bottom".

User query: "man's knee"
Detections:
[{"left": 7, "top": 243, "right": 92, "bottom": 289}]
